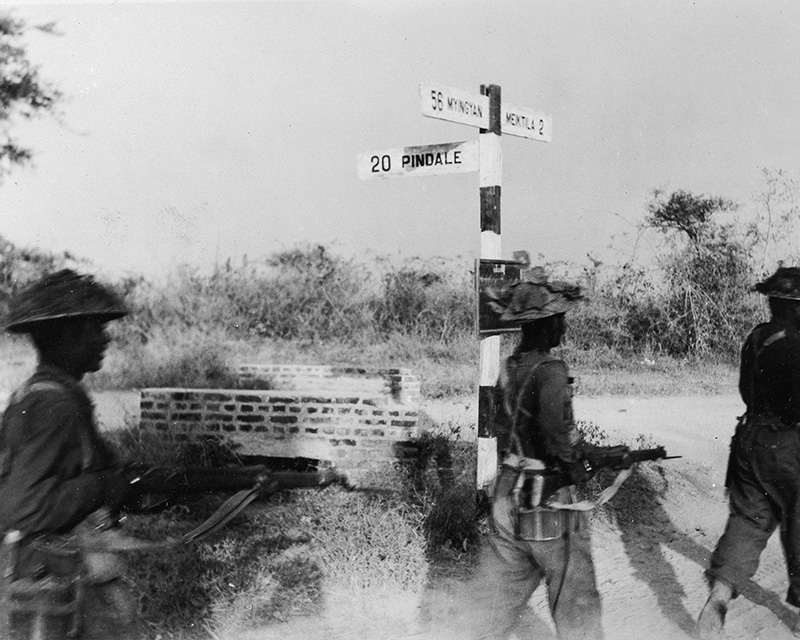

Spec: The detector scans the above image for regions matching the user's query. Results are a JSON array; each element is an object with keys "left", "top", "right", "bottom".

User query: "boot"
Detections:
[{"left": 697, "top": 581, "right": 733, "bottom": 640}]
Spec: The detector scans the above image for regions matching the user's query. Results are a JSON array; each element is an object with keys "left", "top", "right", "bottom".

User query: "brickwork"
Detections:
[
  {"left": 139, "top": 365, "right": 421, "bottom": 477},
  {"left": 236, "top": 364, "right": 422, "bottom": 405}
]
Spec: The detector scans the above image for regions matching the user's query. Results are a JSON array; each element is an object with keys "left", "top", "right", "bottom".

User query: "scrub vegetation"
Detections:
[{"left": 1, "top": 175, "right": 799, "bottom": 636}]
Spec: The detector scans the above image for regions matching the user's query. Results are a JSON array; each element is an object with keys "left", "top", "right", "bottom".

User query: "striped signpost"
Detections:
[{"left": 358, "top": 82, "right": 551, "bottom": 492}]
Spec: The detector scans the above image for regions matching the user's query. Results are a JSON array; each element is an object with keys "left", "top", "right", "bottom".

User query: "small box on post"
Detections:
[{"left": 475, "top": 258, "right": 526, "bottom": 337}]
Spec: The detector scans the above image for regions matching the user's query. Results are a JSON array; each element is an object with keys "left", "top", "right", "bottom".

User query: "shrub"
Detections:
[
  {"left": 371, "top": 256, "right": 474, "bottom": 341},
  {"left": 95, "top": 325, "right": 244, "bottom": 389}
]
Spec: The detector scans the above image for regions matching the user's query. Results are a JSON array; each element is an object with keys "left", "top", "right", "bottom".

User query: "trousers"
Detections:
[
  {"left": 707, "top": 418, "right": 800, "bottom": 606},
  {"left": 474, "top": 468, "right": 604, "bottom": 640}
]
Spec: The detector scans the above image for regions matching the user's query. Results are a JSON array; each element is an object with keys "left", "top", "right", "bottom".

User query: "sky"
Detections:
[{"left": 1, "top": 0, "right": 799, "bottom": 278}]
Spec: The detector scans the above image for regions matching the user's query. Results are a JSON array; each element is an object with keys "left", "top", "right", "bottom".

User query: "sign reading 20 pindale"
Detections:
[{"left": 357, "top": 140, "right": 479, "bottom": 180}]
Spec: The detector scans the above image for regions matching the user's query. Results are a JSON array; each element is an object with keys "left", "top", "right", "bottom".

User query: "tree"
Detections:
[
  {"left": 646, "top": 189, "right": 735, "bottom": 243},
  {"left": 644, "top": 189, "right": 755, "bottom": 358},
  {"left": 0, "top": 12, "right": 61, "bottom": 183},
  {"left": 748, "top": 167, "right": 800, "bottom": 274}
]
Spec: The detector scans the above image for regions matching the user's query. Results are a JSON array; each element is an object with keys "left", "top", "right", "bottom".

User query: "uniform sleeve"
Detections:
[
  {"left": 738, "top": 333, "right": 755, "bottom": 407},
  {"left": 774, "top": 335, "right": 800, "bottom": 424},
  {"left": 534, "top": 360, "right": 582, "bottom": 463},
  {"left": 1, "top": 392, "right": 107, "bottom": 534}
]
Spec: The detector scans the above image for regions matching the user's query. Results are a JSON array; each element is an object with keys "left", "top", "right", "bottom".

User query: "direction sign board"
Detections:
[
  {"left": 501, "top": 102, "right": 552, "bottom": 142},
  {"left": 476, "top": 259, "right": 525, "bottom": 336},
  {"left": 420, "top": 83, "right": 489, "bottom": 129},
  {"left": 357, "top": 140, "right": 479, "bottom": 180}
]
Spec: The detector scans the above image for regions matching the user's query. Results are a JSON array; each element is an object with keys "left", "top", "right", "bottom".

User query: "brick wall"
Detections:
[
  {"left": 139, "top": 365, "right": 421, "bottom": 478},
  {"left": 236, "top": 364, "right": 422, "bottom": 405}
]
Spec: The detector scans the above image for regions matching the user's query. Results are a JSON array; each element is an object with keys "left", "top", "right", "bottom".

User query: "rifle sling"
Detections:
[
  {"left": 29, "top": 487, "right": 262, "bottom": 555},
  {"left": 179, "top": 486, "right": 261, "bottom": 544},
  {"left": 546, "top": 467, "right": 632, "bottom": 512}
]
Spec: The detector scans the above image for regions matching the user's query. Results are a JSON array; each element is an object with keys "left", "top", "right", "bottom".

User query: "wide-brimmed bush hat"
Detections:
[
  {"left": 487, "top": 266, "right": 583, "bottom": 324},
  {"left": 753, "top": 267, "right": 800, "bottom": 301},
  {"left": 5, "top": 269, "right": 127, "bottom": 334}
]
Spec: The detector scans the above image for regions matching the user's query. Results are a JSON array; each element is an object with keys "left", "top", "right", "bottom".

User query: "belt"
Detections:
[{"left": 501, "top": 453, "right": 547, "bottom": 472}]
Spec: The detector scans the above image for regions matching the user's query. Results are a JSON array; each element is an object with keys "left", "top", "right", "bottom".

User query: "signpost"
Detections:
[{"left": 358, "top": 82, "right": 551, "bottom": 493}]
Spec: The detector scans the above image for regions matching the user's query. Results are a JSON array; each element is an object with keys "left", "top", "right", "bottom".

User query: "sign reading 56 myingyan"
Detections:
[
  {"left": 357, "top": 140, "right": 479, "bottom": 180},
  {"left": 419, "top": 83, "right": 489, "bottom": 129}
]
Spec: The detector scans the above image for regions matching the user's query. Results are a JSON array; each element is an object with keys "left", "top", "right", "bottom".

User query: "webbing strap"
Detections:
[
  {"left": 27, "top": 486, "right": 264, "bottom": 555},
  {"left": 546, "top": 468, "right": 632, "bottom": 512}
]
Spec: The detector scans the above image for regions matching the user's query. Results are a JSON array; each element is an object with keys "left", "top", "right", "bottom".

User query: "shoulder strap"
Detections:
[
  {"left": 507, "top": 355, "right": 562, "bottom": 457},
  {"left": 748, "top": 326, "right": 787, "bottom": 415}
]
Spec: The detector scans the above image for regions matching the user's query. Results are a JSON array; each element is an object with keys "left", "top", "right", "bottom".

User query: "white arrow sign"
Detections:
[
  {"left": 501, "top": 102, "right": 552, "bottom": 142},
  {"left": 357, "top": 140, "right": 479, "bottom": 180},
  {"left": 420, "top": 83, "right": 489, "bottom": 129}
]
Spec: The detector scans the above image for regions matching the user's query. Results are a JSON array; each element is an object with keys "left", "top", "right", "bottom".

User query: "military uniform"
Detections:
[
  {"left": 0, "top": 270, "right": 138, "bottom": 639},
  {"left": 477, "top": 269, "right": 604, "bottom": 640},
  {"left": 699, "top": 266, "right": 800, "bottom": 639},
  {"left": 706, "top": 318, "right": 800, "bottom": 604}
]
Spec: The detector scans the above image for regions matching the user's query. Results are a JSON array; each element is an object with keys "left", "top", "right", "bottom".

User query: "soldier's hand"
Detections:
[
  {"left": 565, "top": 458, "right": 592, "bottom": 484},
  {"left": 615, "top": 452, "right": 634, "bottom": 470},
  {"left": 318, "top": 467, "right": 347, "bottom": 489},
  {"left": 254, "top": 472, "right": 280, "bottom": 498},
  {"left": 99, "top": 468, "right": 137, "bottom": 510}
]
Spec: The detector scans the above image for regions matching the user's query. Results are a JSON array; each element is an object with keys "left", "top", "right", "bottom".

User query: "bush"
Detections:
[
  {"left": 371, "top": 256, "right": 474, "bottom": 341},
  {"left": 95, "top": 325, "right": 244, "bottom": 389}
]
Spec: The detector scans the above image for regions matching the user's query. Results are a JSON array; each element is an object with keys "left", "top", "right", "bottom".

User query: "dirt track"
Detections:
[
  {"left": 31, "top": 390, "right": 800, "bottom": 638},
  {"left": 417, "top": 394, "right": 799, "bottom": 640}
]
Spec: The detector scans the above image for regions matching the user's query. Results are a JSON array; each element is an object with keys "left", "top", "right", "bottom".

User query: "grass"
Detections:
[
  {"left": 104, "top": 423, "right": 438, "bottom": 639},
  {"left": 0, "top": 334, "right": 714, "bottom": 638},
  {"left": 0, "top": 330, "right": 732, "bottom": 400}
]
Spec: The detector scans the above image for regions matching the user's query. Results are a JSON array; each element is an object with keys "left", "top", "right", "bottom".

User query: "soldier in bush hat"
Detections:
[
  {"left": 475, "top": 267, "right": 605, "bottom": 640},
  {"left": 0, "top": 269, "right": 140, "bottom": 638},
  {"left": 699, "top": 266, "right": 800, "bottom": 639}
]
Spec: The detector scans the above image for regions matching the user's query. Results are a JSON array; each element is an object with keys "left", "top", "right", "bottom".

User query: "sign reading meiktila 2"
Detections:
[
  {"left": 357, "top": 140, "right": 478, "bottom": 180},
  {"left": 502, "top": 102, "right": 552, "bottom": 142}
]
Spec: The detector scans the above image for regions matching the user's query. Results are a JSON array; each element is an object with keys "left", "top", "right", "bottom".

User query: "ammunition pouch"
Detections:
[
  {"left": 494, "top": 459, "right": 587, "bottom": 542},
  {"left": 1, "top": 530, "right": 85, "bottom": 639}
]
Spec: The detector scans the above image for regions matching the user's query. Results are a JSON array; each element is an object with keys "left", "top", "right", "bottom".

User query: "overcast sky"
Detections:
[{"left": 2, "top": 0, "right": 799, "bottom": 278}]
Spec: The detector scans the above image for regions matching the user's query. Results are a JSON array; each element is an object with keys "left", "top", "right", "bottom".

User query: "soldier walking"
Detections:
[
  {"left": 698, "top": 266, "right": 800, "bottom": 639},
  {"left": 0, "top": 269, "right": 139, "bottom": 639},
  {"left": 476, "top": 267, "right": 605, "bottom": 640}
]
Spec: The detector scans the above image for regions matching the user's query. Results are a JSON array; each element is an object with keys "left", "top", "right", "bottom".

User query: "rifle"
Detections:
[
  {"left": 532, "top": 445, "right": 679, "bottom": 507},
  {"left": 119, "top": 464, "right": 362, "bottom": 514},
  {"left": 582, "top": 444, "right": 676, "bottom": 474}
]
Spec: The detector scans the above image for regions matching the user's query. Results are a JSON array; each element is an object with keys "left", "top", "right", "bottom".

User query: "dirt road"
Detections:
[
  {"left": 419, "top": 393, "right": 798, "bottom": 640},
  {"left": 12, "top": 389, "right": 797, "bottom": 639}
]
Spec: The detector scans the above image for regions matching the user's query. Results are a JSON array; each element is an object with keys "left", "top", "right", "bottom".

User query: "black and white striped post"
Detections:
[
  {"left": 477, "top": 84, "right": 502, "bottom": 492},
  {"left": 359, "top": 81, "right": 551, "bottom": 494}
]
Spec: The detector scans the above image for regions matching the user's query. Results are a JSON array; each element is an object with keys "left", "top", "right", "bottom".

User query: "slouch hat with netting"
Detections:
[
  {"left": 5, "top": 269, "right": 127, "bottom": 333},
  {"left": 487, "top": 266, "right": 583, "bottom": 325},
  {"left": 753, "top": 267, "right": 800, "bottom": 301}
]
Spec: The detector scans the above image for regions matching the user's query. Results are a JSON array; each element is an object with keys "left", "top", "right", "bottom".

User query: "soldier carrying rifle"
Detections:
[
  {"left": 0, "top": 269, "right": 143, "bottom": 639},
  {"left": 475, "top": 267, "right": 671, "bottom": 640},
  {"left": 0, "top": 269, "right": 346, "bottom": 639}
]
